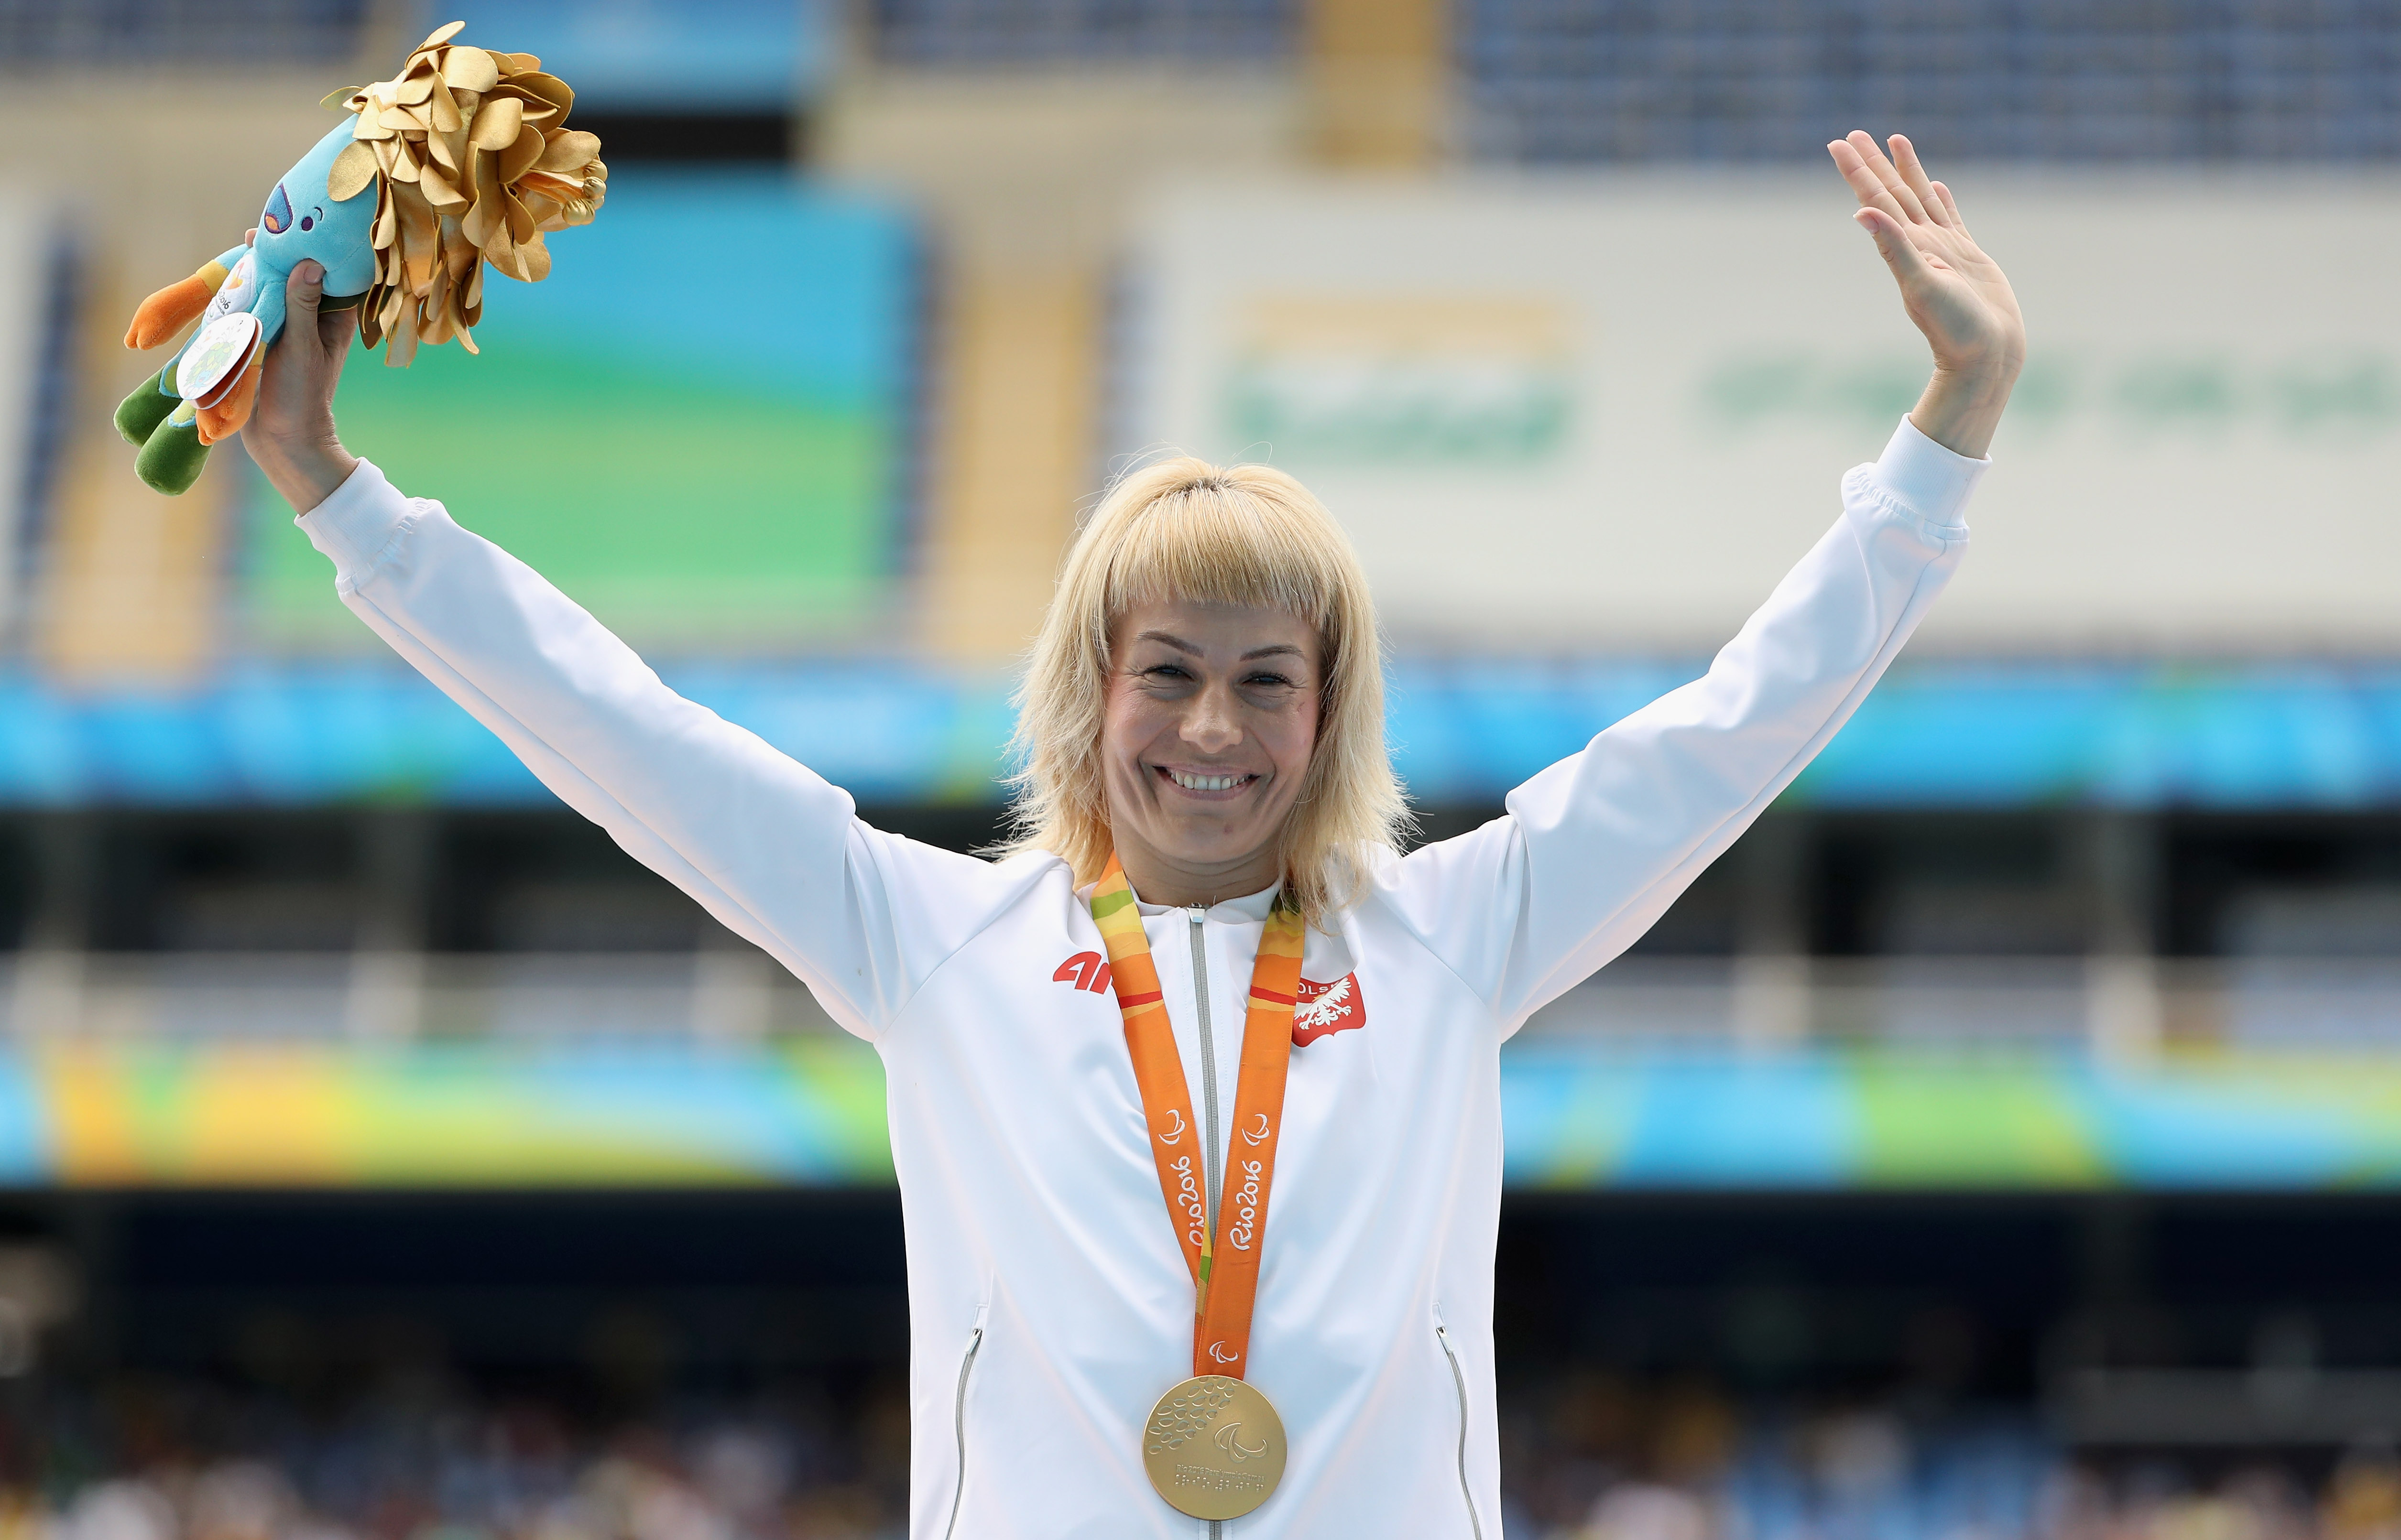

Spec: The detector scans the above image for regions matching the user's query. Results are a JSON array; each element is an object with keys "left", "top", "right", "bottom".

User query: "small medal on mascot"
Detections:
[{"left": 114, "top": 21, "right": 607, "bottom": 495}]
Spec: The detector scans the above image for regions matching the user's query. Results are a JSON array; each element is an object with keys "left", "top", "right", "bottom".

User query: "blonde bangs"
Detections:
[
  {"left": 1001, "top": 455, "right": 1410, "bottom": 926},
  {"left": 1101, "top": 480, "right": 1344, "bottom": 639}
]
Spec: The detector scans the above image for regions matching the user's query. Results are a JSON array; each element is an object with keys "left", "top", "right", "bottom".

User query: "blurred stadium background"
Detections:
[{"left": 2, "top": 0, "right": 2401, "bottom": 1537}]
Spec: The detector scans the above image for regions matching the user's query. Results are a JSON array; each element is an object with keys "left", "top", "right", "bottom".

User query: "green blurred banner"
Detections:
[{"left": 244, "top": 172, "right": 917, "bottom": 650}]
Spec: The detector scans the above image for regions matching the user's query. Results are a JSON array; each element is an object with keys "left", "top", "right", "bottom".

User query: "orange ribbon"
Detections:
[{"left": 1091, "top": 853, "right": 1305, "bottom": 1379}]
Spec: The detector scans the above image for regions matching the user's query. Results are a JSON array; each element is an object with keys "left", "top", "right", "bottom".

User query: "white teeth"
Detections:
[{"left": 1171, "top": 770, "right": 1244, "bottom": 792}]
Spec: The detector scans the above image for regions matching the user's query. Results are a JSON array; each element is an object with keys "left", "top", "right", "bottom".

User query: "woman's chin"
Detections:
[
  {"left": 1113, "top": 792, "right": 1296, "bottom": 885},
  {"left": 1148, "top": 826, "right": 1283, "bottom": 877}
]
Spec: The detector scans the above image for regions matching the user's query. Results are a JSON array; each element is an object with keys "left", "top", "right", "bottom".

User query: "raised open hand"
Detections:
[{"left": 1829, "top": 131, "right": 2024, "bottom": 457}]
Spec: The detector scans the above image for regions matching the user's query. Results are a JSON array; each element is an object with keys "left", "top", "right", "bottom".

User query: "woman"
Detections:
[{"left": 244, "top": 132, "right": 2022, "bottom": 1539}]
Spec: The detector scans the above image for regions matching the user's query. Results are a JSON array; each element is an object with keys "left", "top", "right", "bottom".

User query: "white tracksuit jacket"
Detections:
[{"left": 296, "top": 418, "right": 1982, "bottom": 1539}]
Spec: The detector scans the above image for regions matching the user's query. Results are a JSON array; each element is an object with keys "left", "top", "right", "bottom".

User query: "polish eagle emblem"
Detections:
[{"left": 1292, "top": 974, "right": 1365, "bottom": 1046}]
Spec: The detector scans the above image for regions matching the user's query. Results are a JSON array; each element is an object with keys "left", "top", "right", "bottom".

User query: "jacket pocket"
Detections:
[
  {"left": 1433, "top": 1308, "right": 1486, "bottom": 1540},
  {"left": 944, "top": 1303, "right": 988, "bottom": 1540}
]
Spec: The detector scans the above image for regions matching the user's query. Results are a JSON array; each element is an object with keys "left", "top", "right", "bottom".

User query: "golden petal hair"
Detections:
[{"left": 339, "top": 20, "right": 607, "bottom": 363}]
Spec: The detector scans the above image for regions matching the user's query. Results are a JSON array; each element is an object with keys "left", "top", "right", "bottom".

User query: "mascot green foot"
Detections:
[
  {"left": 132, "top": 401, "right": 209, "bottom": 496},
  {"left": 114, "top": 368, "right": 178, "bottom": 447},
  {"left": 117, "top": 366, "right": 210, "bottom": 495}
]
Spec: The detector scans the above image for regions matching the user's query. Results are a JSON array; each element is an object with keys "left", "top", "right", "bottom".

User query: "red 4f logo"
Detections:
[{"left": 1055, "top": 951, "right": 1113, "bottom": 994}]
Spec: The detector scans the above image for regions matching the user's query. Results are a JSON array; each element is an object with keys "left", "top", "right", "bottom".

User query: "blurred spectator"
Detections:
[
  {"left": 2325, "top": 1451, "right": 2401, "bottom": 1540},
  {"left": 2, "top": 1377, "right": 2401, "bottom": 1540},
  {"left": 1579, "top": 1483, "right": 1722, "bottom": 1540}
]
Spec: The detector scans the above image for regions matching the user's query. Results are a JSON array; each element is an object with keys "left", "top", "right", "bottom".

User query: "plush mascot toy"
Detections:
[{"left": 115, "top": 21, "right": 607, "bottom": 494}]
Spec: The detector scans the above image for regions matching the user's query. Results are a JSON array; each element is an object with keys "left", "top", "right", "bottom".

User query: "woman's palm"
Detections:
[{"left": 1829, "top": 131, "right": 2026, "bottom": 380}]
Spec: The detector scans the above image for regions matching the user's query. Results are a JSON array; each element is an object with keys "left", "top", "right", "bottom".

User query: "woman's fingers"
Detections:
[
  {"left": 1845, "top": 130, "right": 1934, "bottom": 225},
  {"left": 1929, "top": 179, "right": 1967, "bottom": 233},
  {"left": 309, "top": 270, "right": 355, "bottom": 354},
  {"left": 1832, "top": 136, "right": 2025, "bottom": 433},
  {"left": 285, "top": 261, "right": 352, "bottom": 375},
  {"left": 1887, "top": 136, "right": 1954, "bottom": 228},
  {"left": 243, "top": 260, "right": 358, "bottom": 512},
  {"left": 1854, "top": 206, "right": 1933, "bottom": 287},
  {"left": 283, "top": 263, "right": 326, "bottom": 369},
  {"left": 319, "top": 302, "right": 355, "bottom": 355},
  {"left": 1828, "top": 138, "right": 1912, "bottom": 226},
  {"left": 263, "top": 262, "right": 349, "bottom": 429}
]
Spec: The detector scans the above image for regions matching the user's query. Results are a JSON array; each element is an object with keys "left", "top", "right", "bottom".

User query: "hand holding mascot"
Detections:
[{"left": 113, "top": 21, "right": 607, "bottom": 495}]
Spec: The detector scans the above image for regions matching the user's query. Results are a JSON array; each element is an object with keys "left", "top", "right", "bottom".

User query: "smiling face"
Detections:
[{"left": 1101, "top": 597, "right": 1323, "bottom": 907}]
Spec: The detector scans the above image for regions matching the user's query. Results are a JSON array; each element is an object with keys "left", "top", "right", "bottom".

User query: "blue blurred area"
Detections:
[
  {"left": 436, "top": 0, "right": 828, "bottom": 108},
  {"left": 7, "top": 659, "right": 2401, "bottom": 809},
  {"left": 0, "top": 662, "right": 1009, "bottom": 806},
  {"left": 294, "top": 166, "right": 924, "bottom": 433},
  {"left": 1392, "top": 661, "right": 2401, "bottom": 809},
  {"left": 1500, "top": 1044, "right": 2401, "bottom": 1191},
  {"left": 480, "top": 169, "right": 918, "bottom": 403},
  {"left": 0, "top": 1055, "right": 44, "bottom": 1185}
]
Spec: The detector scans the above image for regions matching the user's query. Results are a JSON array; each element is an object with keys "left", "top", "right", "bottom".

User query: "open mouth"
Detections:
[{"left": 1156, "top": 766, "right": 1260, "bottom": 794}]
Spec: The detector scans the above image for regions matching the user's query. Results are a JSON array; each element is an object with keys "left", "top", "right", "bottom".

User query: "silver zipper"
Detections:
[
  {"left": 1436, "top": 1323, "right": 1485, "bottom": 1540},
  {"left": 1188, "top": 907, "right": 1222, "bottom": 1238},
  {"left": 943, "top": 1323, "right": 983, "bottom": 1540},
  {"left": 1189, "top": 909, "right": 1226, "bottom": 1540}
]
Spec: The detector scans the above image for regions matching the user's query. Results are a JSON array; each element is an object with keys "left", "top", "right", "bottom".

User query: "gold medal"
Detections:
[
  {"left": 1143, "top": 1374, "right": 1287, "bottom": 1520},
  {"left": 1092, "top": 857, "right": 1305, "bottom": 1520}
]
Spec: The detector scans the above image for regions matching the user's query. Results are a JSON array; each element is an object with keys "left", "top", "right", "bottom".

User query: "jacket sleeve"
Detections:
[
  {"left": 296, "top": 459, "right": 1028, "bottom": 1041},
  {"left": 1383, "top": 417, "right": 1984, "bottom": 1035}
]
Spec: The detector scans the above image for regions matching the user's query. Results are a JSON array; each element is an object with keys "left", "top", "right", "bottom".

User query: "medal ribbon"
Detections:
[{"left": 1091, "top": 853, "right": 1304, "bottom": 1380}]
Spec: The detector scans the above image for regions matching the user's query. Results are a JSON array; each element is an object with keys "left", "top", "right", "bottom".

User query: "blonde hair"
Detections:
[{"left": 1001, "top": 455, "right": 1410, "bottom": 925}]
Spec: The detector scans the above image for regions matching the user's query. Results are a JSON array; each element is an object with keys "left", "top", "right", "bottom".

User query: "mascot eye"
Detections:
[
  {"left": 299, "top": 213, "right": 315, "bottom": 232},
  {"left": 262, "top": 182, "right": 293, "bottom": 236}
]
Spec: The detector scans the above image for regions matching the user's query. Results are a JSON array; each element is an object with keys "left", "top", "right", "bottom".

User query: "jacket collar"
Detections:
[
  {"left": 1133, "top": 879, "right": 1282, "bottom": 922},
  {"left": 1076, "top": 874, "right": 1284, "bottom": 922}
]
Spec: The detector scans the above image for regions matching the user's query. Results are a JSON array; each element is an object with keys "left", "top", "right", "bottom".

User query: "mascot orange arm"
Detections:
[{"left": 123, "top": 260, "right": 234, "bottom": 351}]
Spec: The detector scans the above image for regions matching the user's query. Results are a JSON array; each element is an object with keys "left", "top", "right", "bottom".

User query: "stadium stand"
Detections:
[
  {"left": 874, "top": 0, "right": 1292, "bottom": 63},
  {"left": 0, "top": 0, "right": 371, "bottom": 64},
  {"left": 1458, "top": 0, "right": 2401, "bottom": 164}
]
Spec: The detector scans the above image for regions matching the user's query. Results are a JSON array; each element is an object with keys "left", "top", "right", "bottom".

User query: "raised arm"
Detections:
[
  {"left": 1386, "top": 132, "right": 2023, "bottom": 1030},
  {"left": 243, "top": 264, "right": 1028, "bottom": 1040}
]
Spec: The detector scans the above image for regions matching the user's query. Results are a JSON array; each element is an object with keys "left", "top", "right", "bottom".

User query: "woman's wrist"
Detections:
[
  {"left": 250, "top": 432, "right": 358, "bottom": 515},
  {"left": 1908, "top": 361, "right": 2019, "bottom": 461}
]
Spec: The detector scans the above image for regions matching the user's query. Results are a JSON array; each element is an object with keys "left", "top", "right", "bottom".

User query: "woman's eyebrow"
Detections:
[{"left": 1132, "top": 632, "right": 1304, "bottom": 663}]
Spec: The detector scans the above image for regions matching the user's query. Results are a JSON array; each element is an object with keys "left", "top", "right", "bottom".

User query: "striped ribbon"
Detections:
[{"left": 1091, "top": 852, "right": 1305, "bottom": 1379}]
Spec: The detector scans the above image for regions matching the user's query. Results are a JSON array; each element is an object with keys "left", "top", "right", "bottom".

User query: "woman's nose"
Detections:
[{"left": 1180, "top": 685, "right": 1243, "bottom": 751}]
